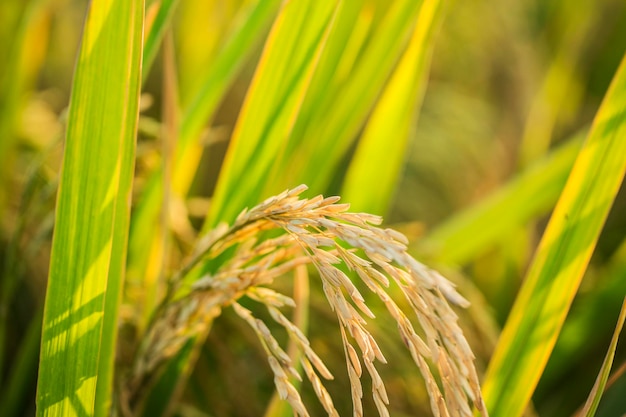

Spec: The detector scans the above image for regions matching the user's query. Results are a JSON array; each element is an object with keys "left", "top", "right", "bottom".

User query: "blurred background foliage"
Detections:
[{"left": 1, "top": 0, "right": 626, "bottom": 416}]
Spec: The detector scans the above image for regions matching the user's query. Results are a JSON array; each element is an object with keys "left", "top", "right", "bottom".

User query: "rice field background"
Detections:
[{"left": 1, "top": 0, "right": 626, "bottom": 416}]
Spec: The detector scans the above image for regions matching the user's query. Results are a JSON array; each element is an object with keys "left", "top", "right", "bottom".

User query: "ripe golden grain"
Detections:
[{"left": 128, "top": 185, "right": 488, "bottom": 417}]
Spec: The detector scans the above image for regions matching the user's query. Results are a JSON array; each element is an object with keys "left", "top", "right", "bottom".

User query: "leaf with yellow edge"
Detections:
[
  {"left": 481, "top": 52, "right": 626, "bottom": 417},
  {"left": 342, "top": 0, "right": 444, "bottom": 215},
  {"left": 206, "top": 0, "right": 339, "bottom": 229},
  {"left": 288, "top": 0, "right": 425, "bottom": 193}
]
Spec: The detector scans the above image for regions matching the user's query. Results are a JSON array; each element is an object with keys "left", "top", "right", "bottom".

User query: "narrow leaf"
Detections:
[
  {"left": 206, "top": 0, "right": 339, "bottom": 229},
  {"left": 289, "top": 0, "right": 425, "bottom": 193},
  {"left": 481, "top": 52, "right": 626, "bottom": 417},
  {"left": 579, "top": 297, "right": 626, "bottom": 417},
  {"left": 342, "top": 0, "right": 444, "bottom": 215}
]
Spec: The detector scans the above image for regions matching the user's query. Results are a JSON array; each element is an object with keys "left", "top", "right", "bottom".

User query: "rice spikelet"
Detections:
[{"left": 127, "top": 185, "right": 488, "bottom": 417}]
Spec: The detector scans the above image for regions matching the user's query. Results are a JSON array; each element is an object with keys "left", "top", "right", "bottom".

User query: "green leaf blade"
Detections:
[
  {"left": 206, "top": 0, "right": 339, "bottom": 229},
  {"left": 481, "top": 52, "right": 626, "bottom": 417},
  {"left": 290, "top": 0, "right": 424, "bottom": 193},
  {"left": 36, "top": 1, "right": 144, "bottom": 416},
  {"left": 342, "top": 0, "right": 444, "bottom": 215}
]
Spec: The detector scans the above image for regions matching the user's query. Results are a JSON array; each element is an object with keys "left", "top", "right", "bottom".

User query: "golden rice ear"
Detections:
[{"left": 130, "top": 185, "right": 487, "bottom": 417}]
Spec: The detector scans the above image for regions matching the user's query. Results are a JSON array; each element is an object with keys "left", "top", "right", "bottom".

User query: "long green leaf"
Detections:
[
  {"left": 481, "top": 52, "right": 626, "bottom": 417},
  {"left": 288, "top": 0, "right": 425, "bottom": 193},
  {"left": 542, "top": 238, "right": 626, "bottom": 387},
  {"left": 271, "top": 0, "right": 363, "bottom": 166},
  {"left": 342, "top": 0, "right": 444, "bottom": 215},
  {"left": 36, "top": 1, "right": 143, "bottom": 416},
  {"left": 206, "top": 0, "right": 339, "bottom": 229},
  {"left": 594, "top": 363, "right": 626, "bottom": 417}
]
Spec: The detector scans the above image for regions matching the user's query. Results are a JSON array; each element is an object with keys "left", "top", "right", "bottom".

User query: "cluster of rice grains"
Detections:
[{"left": 130, "top": 185, "right": 487, "bottom": 417}]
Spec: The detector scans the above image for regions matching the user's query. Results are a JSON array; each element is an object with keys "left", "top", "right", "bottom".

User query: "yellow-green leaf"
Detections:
[
  {"left": 288, "top": 0, "right": 425, "bottom": 193},
  {"left": 481, "top": 52, "right": 626, "bottom": 417},
  {"left": 342, "top": 0, "right": 444, "bottom": 215},
  {"left": 176, "top": 0, "right": 282, "bottom": 195},
  {"left": 206, "top": 0, "right": 339, "bottom": 229},
  {"left": 36, "top": 1, "right": 144, "bottom": 416}
]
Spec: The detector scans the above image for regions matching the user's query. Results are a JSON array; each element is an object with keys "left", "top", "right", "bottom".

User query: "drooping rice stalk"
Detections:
[{"left": 126, "top": 185, "right": 487, "bottom": 417}]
